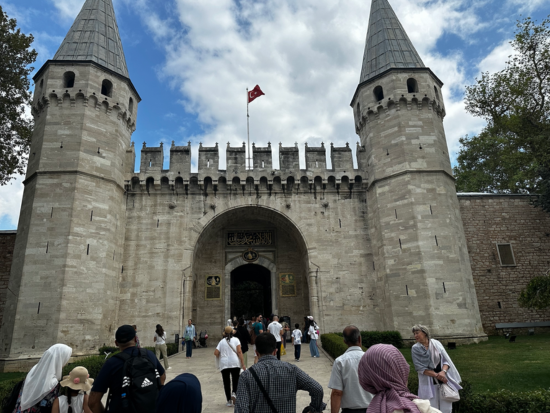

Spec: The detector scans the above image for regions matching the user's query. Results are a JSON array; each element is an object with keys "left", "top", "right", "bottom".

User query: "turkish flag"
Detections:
[{"left": 248, "top": 85, "right": 265, "bottom": 103}]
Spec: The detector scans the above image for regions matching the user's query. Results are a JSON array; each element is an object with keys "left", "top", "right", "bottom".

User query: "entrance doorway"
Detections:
[{"left": 231, "top": 264, "right": 272, "bottom": 319}]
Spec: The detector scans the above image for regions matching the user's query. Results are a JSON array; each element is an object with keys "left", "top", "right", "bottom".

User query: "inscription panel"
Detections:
[{"left": 227, "top": 231, "right": 273, "bottom": 246}]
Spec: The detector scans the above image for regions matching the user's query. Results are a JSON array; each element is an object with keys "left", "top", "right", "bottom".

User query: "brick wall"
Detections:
[
  {"left": 0, "top": 231, "right": 17, "bottom": 327},
  {"left": 458, "top": 195, "right": 550, "bottom": 335}
]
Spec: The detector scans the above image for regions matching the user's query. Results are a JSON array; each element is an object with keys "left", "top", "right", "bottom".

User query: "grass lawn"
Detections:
[
  {"left": 400, "top": 333, "right": 550, "bottom": 393},
  {"left": 0, "top": 372, "right": 26, "bottom": 383}
]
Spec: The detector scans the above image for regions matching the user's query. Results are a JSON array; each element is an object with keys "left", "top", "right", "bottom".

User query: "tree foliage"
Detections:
[
  {"left": 518, "top": 269, "right": 550, "bottom": 310},
  {"left": 454, "top": 16, "right": 550, "bottom": 212},
  {"left": 0, "top": 5, "right": 37, "bottom": 185}
]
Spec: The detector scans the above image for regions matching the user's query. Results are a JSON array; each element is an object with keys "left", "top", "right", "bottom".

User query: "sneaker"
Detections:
[
  {"left": 295, "top": 359, "right": 300, "bottom": 362},
  {"left": 231, "top": 392, "right": 237, "bottom": 404},
  {"left": 167, "top": 366, "right": 172, "bottom": 370},
  {"left": 226, "top": 401, "right": 233, "bottom": 407}
]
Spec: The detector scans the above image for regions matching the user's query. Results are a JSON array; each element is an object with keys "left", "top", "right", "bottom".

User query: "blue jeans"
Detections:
[
  {"left": 309, "top": 339, "right": 319, "bottom": 357},
  {"left": 186, "top": 340, "right": 193, "bottom": 357},
  {"left": 294, "top": 344, "right": 301, "bottom": 360}
]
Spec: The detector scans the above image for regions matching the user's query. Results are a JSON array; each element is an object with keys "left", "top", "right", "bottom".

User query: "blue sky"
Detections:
[{"left": 0, "top": 0, "right": 548, "bottom": 229}]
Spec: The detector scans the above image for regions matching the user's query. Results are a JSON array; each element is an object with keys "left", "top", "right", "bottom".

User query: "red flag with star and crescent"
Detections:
[{"left": 248, "top": 85, "right": 265, "bottom": 103}]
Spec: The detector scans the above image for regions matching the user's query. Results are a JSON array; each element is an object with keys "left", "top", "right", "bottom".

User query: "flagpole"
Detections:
[{"left": 246, "top": 88, "right": 251, "bottom": 170}]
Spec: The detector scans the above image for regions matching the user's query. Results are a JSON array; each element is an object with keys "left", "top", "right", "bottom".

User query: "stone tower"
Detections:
[
  {"left": 0, "top": 0, "right": 139, "bottom": 366},
  {"left": 351, "top": 0, "right": 485, "bottom": 339}
]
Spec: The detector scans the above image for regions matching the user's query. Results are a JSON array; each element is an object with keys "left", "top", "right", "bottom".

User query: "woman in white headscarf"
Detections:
[
  {"left": 13, "top": 343, "right": 72, "bottom": 413},
  {"left": 411, "top": 325, "right": 461, "bottom": 413}
]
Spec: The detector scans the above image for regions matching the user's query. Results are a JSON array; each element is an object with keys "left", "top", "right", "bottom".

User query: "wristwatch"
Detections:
[{"left": 441, "top": 370, "right": 447, "bottom": 374}]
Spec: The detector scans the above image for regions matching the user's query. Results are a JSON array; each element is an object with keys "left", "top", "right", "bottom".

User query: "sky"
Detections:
[{"left": 0, "top": 0, "right": 549, "bottom": 230}]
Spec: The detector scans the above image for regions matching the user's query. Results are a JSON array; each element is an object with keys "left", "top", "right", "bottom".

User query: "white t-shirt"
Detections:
[
  {"left": 216, "top": 337, "right": 241, "bottom": 370},
  {"left": 309, "top": 325, "right": 319, "bottom": 340},
  {"left": 155, "top": 332, "right": 166, "bottom": 345},
  {"left": 267, "top": 321, "right": 282, "bottom": 342},
  {"left": 58, "top": 393, "right": 85, "bottom": 413},
  {"left": 292, "top": 329, "right": 302, "bottom": 345}
]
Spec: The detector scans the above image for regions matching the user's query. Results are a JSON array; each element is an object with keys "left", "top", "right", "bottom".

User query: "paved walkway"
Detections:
[{"left": 163, "top": 343, "right": 335, "bottom": 412}]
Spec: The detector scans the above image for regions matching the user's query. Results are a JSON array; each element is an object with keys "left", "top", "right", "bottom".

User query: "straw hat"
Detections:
[
  {"left": 224, "top": 326, "right": 234, "bottom": 335},
  {"left": 60, "top": 366, "right": 94, "bottom": 391}
]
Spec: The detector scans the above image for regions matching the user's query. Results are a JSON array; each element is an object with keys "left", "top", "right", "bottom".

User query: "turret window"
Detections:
[
  {"left": 63, "top": 72, "right": 75, "bottom": 88},
  {"left": 129, "top": 97, "right": 134, "bottom": 114},
  {"left": 434, "top": 86, "right": 440, "bottom": 100},
  {"left": 407, "top": 78, "right": 418, "bottom": 93},
  {"left": 101, "top": 79, "right": 113, "bottom": 97},
  {"left": 373, "top": 86, "right": 384, "bottom": 102}
]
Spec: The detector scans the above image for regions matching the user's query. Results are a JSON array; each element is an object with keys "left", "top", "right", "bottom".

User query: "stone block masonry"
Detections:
[
  {"left": 458, "top": 195, "right": 550, "bottom": 335},
  {"left": 0, "top": 231, "right": 16, "bottom": 327}
]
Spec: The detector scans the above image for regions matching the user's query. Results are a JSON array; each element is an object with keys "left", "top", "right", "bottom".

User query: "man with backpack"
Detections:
[{"left": 89, "top": 325, "right": 166, "bottom": 413}]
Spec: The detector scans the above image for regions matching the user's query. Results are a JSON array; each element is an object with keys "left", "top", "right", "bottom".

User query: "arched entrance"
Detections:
[
  {"left": 188, "top": 206, "right": 313, "bottom": 339},
  {"left": 231, "top": 264, "right": 271, "bottom": 319}
]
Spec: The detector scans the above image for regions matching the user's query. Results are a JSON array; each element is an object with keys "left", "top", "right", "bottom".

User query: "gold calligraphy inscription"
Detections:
[
  {"left": 280, "top": 273, "right": 296, "bottom": 297},
  {"left": 205, "top": 275, "right": 222, "bottom": 300},
  {"left": 227, "top": 231, "right": 273, "bottom": 246}
]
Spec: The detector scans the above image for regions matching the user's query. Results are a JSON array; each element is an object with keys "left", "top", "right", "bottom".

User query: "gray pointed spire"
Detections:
[
  {"left": 359, "top": 0, "right": 425, "bottom": 83},
  {"left": 53, "top": 0, "right": 129, "bottom": 78}
]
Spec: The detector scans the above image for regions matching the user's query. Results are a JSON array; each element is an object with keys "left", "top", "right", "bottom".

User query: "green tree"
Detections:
[
  {"left": 454, "top": 16, "right": 550, "bottom": 212},
  {"left": 0, "top": 6, "right": 37, "bottom": 185},
  {"left": 518, "top": 269, "right": 550, "bottom": 310}
]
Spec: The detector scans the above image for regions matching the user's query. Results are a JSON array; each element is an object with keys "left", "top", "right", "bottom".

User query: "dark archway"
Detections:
[{"left": 231, "top": 264, "right": 272, "bottom": 319}]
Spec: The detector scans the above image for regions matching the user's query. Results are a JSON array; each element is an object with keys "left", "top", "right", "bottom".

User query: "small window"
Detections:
[
  {"left": 434, "top": 86, "right": 440, "bottom": 100},
  {"left": 101, "top": 79, "right": 113, "bottom": 97},
  {"left": 129, "top": 97, "right": 134, "bottom": 114},
  {"left": 497, "top": 243, "right": 516, "bottom": 266},
  {"left": 407, "top": 78, "right": 418, "bottom": 93},
  {"left": 39, "top": 79, "right": 44, "bottom": 92},
  {"left": 373, "top": 86, "right": 384, "bottom": 101},
  {"left": 356, "top": 102, "right": 361, "bottom": 119},
  {"left": 63, "top": 71, "right": 75, "bottom": 88}
]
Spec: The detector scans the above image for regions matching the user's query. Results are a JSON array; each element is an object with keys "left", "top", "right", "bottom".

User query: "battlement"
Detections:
[{"left": 125, "top": 141, "right": 367, "bottom": 193}]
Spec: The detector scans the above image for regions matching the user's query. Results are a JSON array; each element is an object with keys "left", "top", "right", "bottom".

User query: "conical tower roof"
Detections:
[
  {"left": 359, "top": 0, "right": 425, "bottom": 83},
  {"left": 53, "top": 0, "right": 129, "bottom": 78}
]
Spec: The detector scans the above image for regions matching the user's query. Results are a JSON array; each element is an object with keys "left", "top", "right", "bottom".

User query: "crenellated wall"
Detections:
[{"left": 125, "top": 141, "right": 367, "bottom": 195}]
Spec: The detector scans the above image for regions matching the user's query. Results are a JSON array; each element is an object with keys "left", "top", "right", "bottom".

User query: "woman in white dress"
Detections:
[{"left": 411, "top": 325, "right": 462, "bottom": 413}]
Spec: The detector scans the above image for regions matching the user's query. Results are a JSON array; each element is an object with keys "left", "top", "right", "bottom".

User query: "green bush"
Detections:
[
  {"left": 320, "top": 333, "right": 367, "bottom": 360},
  {"left": 360, "top": 331, "right": 403, "bottom": 348},
  {"left": 333, "top": 330, "right": 404, "bottom": 348},
  {"left": 0, "top": 378, "right": 23, "bottom": 413},
  {"left": 63, "top": 355, "right": 108, "bottom": 380},
  {"left": 98, "top": 346, "right": 118, "bottom": 355},
  {"left": 455, "top": 388, "right": 550, "bottom": 413}
]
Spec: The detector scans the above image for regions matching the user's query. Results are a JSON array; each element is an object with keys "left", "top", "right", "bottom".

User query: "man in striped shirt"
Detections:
[{"left": 235, "top": 333, "right": 326, "bottom": 413}]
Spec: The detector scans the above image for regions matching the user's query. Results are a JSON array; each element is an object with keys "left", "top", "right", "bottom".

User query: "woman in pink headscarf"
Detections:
[{"left": 358, "top": 344, "right": 441, "bottom": 413}]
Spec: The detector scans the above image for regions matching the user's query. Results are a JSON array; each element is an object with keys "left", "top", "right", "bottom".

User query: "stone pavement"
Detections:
[{"left": 164, "top": 343, "right": 335, "bottom": 412}]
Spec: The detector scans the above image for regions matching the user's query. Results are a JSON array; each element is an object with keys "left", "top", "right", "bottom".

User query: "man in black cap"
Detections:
[{"left": 89, "top": 325, "right": 166, "bottom": 413}]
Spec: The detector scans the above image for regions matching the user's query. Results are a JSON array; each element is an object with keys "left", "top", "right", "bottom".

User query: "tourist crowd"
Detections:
[{"left": 8, "top": 317, "right": 460, "bottom": 413}]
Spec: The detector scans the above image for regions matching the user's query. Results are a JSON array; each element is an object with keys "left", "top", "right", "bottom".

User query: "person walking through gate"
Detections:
[
  {"left": 267, "top": 315, "right": 283, "bottom": 360},
  {"left": 307, "top": 317, "right": 320, "bottom": 358},
  {"left": 252, "top": 314, "right": 264, "bottom": 364},
  {"left": 234, "top": 317, "right": 251, "bottom": 368},
  {"left": 292, "top": 323, "right": 302, "bottom": 361},
  {"left": 328, "top": 326, "right": 373, "bottom": 413},
  {"left": 184, "top": 319, "right": 196, "bottom": 359},
  {"left": 215, "top": 326, "right": 246, "bottom": 407},
  {"left": 154, "top": 324, "right": 171, "bottom": 370}
]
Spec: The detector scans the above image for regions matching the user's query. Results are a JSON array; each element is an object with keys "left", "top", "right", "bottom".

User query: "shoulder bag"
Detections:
[
  {"left": 440, "top": 382, "right": 460, "bottom": 402},
  {"left": 249, "top": 367, "right": 278, "bottom": 413}
]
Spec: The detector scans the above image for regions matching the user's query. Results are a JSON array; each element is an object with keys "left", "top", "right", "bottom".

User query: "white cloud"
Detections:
[
  {"left": 0, "top": 176, "right": 24, "bottom": 228},
  {"left": 478, "top": 40, "right": 514, "bottom": 74},
  {"left": 505, "top": 0, "right": 548, "bottom": 13},
  {"left": 150, "top": 0, "right": 491, "bottom": 170}
]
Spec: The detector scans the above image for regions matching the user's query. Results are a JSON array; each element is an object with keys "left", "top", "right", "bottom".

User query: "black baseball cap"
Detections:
[{"left": 116, "top": 325, "right": 136, "bottom": 344}]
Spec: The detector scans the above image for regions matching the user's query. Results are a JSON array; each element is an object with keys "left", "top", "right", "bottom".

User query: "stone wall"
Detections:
[
  {"left": 458, "top": 195, "right": 550, "bottom": 335},
  {"left": 0, "top": 231, "right": 16, "bottom": 327}
]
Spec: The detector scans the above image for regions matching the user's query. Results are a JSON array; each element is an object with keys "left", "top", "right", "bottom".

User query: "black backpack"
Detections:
[{"left": 109, "top": 349, "right": 161, "bottom": 413}]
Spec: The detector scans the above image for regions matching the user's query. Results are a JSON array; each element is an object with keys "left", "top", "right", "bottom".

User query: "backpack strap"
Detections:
[{"left": 249, "top": 367, "right": 278, "bottom": 413}]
